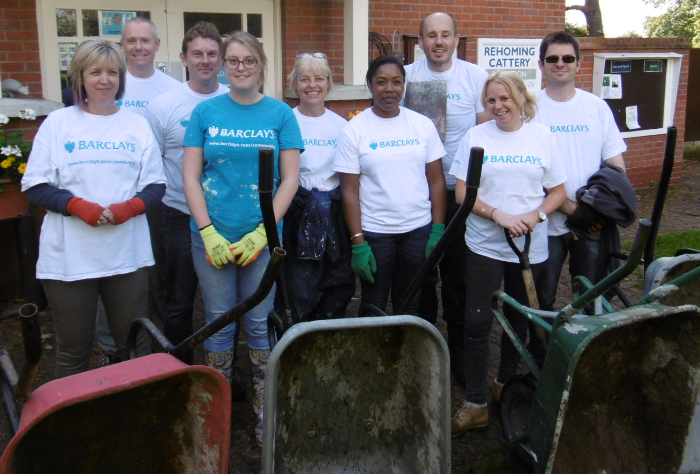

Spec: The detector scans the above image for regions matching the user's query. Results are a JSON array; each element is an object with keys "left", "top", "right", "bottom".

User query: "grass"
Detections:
[
  {"left": 684, "top": 145, "right": 700, "bottom": 162},
  {"left": 622, "top": 229, "right": 700, "bottom": 259}
]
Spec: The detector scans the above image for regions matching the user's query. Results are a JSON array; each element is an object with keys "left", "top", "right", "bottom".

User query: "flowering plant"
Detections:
[
  {"left": 347, "top": 109, "right": 363, "bottom": 119},
  {"left": 0, "top": 110, "right": 35, "bottom": 192}
]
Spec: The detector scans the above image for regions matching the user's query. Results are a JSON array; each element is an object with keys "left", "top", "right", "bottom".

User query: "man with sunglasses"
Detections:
[
  {"left": 533, "top": 31, "right": 627, "bottom": 314},
  {"left": 403, "top": 12, "right": 489, "bottom": 387}
]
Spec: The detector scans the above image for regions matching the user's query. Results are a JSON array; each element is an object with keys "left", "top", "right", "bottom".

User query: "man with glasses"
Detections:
[
  {"left": 403, "top": 12, "right": 489, "bottom": 387},
  {"left": 533, "top": 31, "right": 627, "bottom": 315}
]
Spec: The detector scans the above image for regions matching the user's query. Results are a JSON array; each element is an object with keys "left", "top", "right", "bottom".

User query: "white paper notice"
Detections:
[
  {"left": 601, "top": 74, "right": 622, "bottom": 99},
  {"left": 626, "top": 105, "right": 641, "bottom": 130}
]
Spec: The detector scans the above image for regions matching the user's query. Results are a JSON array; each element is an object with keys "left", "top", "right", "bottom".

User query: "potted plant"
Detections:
[{"left": 0, "top": 109, "right": 35, "bottom": 219}]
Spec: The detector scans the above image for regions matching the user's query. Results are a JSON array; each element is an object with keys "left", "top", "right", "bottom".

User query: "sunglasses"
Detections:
[
  {"left": 544, "top": 55, "right": 577, "bottom": 64},
  {"left": 296, "top": 52, "right": 327, "bottom": 59}
]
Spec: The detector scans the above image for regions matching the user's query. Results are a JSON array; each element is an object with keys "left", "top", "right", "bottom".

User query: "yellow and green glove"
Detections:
[
  {"left": 200, "top": 224, "right": 235, "bottom": 269},
  {"left": 230, "top": 223, "right": 267, "bottom": 267},
  {"left": 425, "top": 223, "right": 445, "bottom": 265},
  {"left": 351, "top": 242, "right": 377, "bottom": 283}
]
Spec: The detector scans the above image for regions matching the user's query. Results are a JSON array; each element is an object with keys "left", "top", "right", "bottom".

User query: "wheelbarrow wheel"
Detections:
[
  {"left": 500, "top": 372, "right": 538, "bottom": 468},
  {"left": 267, "top": 310, "right": 285, "bottom": 351}
]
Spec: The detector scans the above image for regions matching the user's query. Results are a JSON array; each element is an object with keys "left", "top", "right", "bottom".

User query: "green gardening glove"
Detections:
[
  {"left": 351, "top": 242, "right": 377, "bottom": 283},
  {"left": 200, "top": 224, "right": 235, "bottom": 269},
  {"left": 230, "top": 223, "right": 267, "bottom": 267},
  {"left": 425, "top": 223, "right": 445, "bottom": 260}
]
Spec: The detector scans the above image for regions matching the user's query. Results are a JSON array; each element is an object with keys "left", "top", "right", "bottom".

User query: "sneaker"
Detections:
[
  {"left": 97, "top": 351, "right": 122, "bottom": 368},
  {"left": 451, "top": 401, "right": 488, "bottom": 438},
  {"left": 490, "top": 379, "right": 504, "bottom": 405}
]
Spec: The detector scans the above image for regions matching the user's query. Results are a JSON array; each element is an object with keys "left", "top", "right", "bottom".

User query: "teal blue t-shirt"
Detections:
[{"left": 184, "top": 94, "right": 303, "bottom": 241}]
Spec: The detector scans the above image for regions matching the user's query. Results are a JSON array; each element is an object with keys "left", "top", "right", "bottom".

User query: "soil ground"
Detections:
[{"left": 0, "top": 161, "right": 697, "bottom": 473}]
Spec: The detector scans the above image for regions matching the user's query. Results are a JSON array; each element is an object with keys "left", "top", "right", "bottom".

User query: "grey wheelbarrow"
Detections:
[{"left": 493, "top": 219, "right": 700, "bottom": 474}]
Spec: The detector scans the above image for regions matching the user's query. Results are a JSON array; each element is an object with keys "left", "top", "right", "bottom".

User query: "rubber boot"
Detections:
[
  {"left": 250, "top": 348, "right": 270, "bottom": 447},
  {"left": 447, "top": 321, "right": 466, "bottom": 387},
  {"left": 205, "top": 349, "right": 233, "bottom": 382}
]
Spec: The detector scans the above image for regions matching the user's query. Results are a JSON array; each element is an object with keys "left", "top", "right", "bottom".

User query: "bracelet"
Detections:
[
  {"left": 350, "top": 232, "right": 364, "bottom": 240},
  {"left": 490, "top": 208, "right": 498, "bottom": 222},
  {"left": 199, "top": 224, "right": 212, "bottom": 231}
]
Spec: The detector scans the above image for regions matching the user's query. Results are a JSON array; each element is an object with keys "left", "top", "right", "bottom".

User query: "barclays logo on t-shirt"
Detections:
[
  {"left": 303, "top": 138, "right": 336, "bottom": 147},
  {"left": 485, "top": 155, "right": 542, "bottom": 165},
  {"left": 180, "top": 119, "right": 189, "bottom": 128},
  {"left": 369, "top": 138, "right": 421, "bottom": 150}
]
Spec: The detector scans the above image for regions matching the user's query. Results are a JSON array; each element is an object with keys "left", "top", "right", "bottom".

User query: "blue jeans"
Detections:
[
  {"left": 362, "top": 223, "right": 431, "bottom": 315},
  {"left": 536, "top": 232, "right": 601, "bottom": 311},
  {"left": 463, "top": 247, "right": 544, "bottom": 405},
  {"left": 191, "top": 231, "right": 274, "bottom": 352},
  {"left": 162, "top": 206, "right": 199, "bottom": 363}
]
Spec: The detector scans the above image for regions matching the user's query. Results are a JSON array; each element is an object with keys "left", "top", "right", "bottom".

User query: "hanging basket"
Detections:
[{"left": 0, "top": 180, "right": 30, "bottom": 220}]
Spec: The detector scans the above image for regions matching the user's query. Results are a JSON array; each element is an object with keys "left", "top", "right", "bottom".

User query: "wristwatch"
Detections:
[{"left": 536, "top": 209, "right": 547, "bottom": 222}]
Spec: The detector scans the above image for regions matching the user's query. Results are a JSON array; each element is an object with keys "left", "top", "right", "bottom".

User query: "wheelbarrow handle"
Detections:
[
  {"left": 504, "top": 229, "right": 532, "bottom": 271},
  {"left": 394, "top": 147, "right": 484, "bottom": 315}
]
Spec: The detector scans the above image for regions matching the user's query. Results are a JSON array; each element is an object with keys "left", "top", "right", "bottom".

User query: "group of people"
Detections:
[{"left": 20, "top": 11, "right": 629, "bottom": 447}]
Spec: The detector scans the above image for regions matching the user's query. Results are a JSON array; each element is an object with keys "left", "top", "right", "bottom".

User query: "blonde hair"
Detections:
[
  {"left": 482, "top": 71, "right": 537, "bottom": 122},
  {"left": 288, "top": 53, "right": 333, "bottom": 96},
  {"left": 69, "top": 40, "right": 126, "bottom": 108},
  {"left": 223, "top": 31, "right": 267, "bottom": 92}
]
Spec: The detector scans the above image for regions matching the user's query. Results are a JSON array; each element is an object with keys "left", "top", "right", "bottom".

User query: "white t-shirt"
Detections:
[
  {"left": 293, "top": 107, "right": 347, "bottom": 192},
  {"left": 404, "top": 58, "right": 489, "bottom": 190},
  {"left": 532, "top": 89, "right": 627, "bottom": 236},
  {"left": 119, "top": 69, "right": 180, "bottom": 116},
  {"left": 145, "top": 82, "right": 229, "bottom": 214},
  {"left": 449, "top": 121, "right": 567, "bottom": 264},
  {"left": 21, "top": 107, "right": 166, "bottom": 281},
  {"left": 333, "top": 107, "right": 446, "bottom": 233}
]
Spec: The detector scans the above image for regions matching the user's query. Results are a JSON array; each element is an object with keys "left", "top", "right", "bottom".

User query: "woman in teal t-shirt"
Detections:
[{"left": 183, "top": 31, "right": 302, "bottom": 447}]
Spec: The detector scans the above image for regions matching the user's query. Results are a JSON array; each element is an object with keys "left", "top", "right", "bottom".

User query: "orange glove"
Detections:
[
  {"left": 66, "top": 197, "right": 104, "bottom": 226},
  {"left": 108, "top": 198, "right": 146, "bottom": 225}
]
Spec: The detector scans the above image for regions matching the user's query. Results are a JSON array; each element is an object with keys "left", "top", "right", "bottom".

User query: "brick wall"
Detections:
[
  {"left": 577, "top": 38, "right": 689, "bottom": 188},
  {"left": 0, "top": 0, "right": 42, "bottom": 98}
]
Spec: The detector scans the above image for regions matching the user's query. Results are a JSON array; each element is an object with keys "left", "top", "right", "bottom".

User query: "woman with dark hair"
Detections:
[
  {"left": 282, "top": 52, "right": 355, "bottom": 322},
  {"left": 334, "top": 55, "right": 446, "bottom": 315},
  {"left": 182, "top": 31, "right": 302, "bottom": 446},
  {"left": 449, "top": 71, "right": 567, "bottom": 436},
  {"left": 21, "top": 39, "right": 165, "bottom": 378}
]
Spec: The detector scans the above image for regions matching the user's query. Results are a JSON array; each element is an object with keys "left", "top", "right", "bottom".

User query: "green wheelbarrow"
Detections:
[{"left": 493, "top": 219, "right": 700, "bottom": 473}]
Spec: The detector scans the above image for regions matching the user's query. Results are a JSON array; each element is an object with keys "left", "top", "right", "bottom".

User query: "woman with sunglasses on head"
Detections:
[
  {"left": 449, "top": 71, "right": 567, "bottom": 436},
  {"left": 282, "top": 52, "right": 355, "bottom": 322},
  {"left": 21, "top": 39, "right": 164, "bottom": 377},
  {"left": 334, "top": 55, "right": 447, "bottom": 316},
  {"left": 182, "top": 31, "right": 302, "bottom": 447}
]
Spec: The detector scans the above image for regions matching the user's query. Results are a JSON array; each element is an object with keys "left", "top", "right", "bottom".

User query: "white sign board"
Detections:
[{"left": 477, "top": 38, "right": 542, "bottom": 93}]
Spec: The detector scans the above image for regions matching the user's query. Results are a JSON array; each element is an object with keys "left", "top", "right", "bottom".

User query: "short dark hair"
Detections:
[
  {"left": 365, "top": 55, "right": 405, "bottom": 88},
  {"left": 539, "top": 31, "right": 580, "bottom": 62},
  {"left": 182, "top": 21, "right": 222, "bottom": 55},
  {"left": 419, "top": 12, "right": 458, "bottom": 38}
]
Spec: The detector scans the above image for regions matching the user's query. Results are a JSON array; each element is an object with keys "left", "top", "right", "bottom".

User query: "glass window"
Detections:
[
  {"left": 183, "top": 12, "right": 242, "bottom": 37},
  {"left": 82, "top": 10, "right": 99, "bottom": 37},
  {"left": 56, "top": 9, "right": 77, "bottom": 37},
  {"left": 247, "top": 14, "right": 262, "bottom": 39}
]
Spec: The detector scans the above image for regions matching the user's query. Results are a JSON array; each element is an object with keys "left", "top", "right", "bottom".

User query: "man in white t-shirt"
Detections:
[
  {"left": 403, "top": 12, "right": 489, "bottom": 385},
  {"left": 533, "top": 31, "right": 627, "bottom": 313},
  {"left": 143, "top": 22, "right": 229, "bottom": 366},
  {"left": 96, "top": 16, "right": 180, "bottom": 365}
]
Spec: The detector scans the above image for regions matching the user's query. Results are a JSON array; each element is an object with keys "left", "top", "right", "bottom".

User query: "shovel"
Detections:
[
  {"left": 504, "top": 229, "right": 547, "bottom": 368},
  {"left": 403, "top": 80, "right": 447, "bottom": 141}
]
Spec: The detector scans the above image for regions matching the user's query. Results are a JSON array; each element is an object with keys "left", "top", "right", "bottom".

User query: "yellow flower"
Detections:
[
  {"left": 1, "top": 157, "right": 15, "bottom": 168},
  {"left": 18, "top": 163, "right": 26, "bottom": 174}
]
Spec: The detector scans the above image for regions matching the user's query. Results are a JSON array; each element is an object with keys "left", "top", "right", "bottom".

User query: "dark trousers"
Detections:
[
  {"left": 162, "top": 205, "right": 199, "bottom": 364},
  {"left": 463, "top": 247, "right": 544, "bottom": 405},
  {"left": 362, "top": 223, "right": 431, "bottom": 315},
  {"left": 146, "top": 200, "right": 167, "bottom": 326}
]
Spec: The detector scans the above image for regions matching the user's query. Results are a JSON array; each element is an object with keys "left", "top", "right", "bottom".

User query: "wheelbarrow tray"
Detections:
[
  {"left": 261, "top": 316, "right": 450, "bottom": 474},
  {"left": 644, "top": 253, "right": 700, "bottom": 306},
  {"left": 528, "top": 304, "right": 700, "bottom": 474},
  {"left": 0, "top": 353, "right": 231, "bottom": 474}
]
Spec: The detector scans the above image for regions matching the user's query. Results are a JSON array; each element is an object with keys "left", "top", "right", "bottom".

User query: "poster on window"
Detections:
[
  {"left": 58, "top": 43, "right": 77, "bottom": 71},
  {"left": 100, "top": 11, "right": 136, "bottom": 36}
]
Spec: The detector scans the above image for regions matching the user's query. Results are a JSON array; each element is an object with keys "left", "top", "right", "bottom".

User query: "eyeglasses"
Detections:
[
  {"left": 544, "top": 55, "right": 577, "bottom": 64},
  {"left": 224, "top": 58, "right": 258, "bottom": 69},
  {"left": 296, "top": 52, "right": 327, "bottom": 59}
]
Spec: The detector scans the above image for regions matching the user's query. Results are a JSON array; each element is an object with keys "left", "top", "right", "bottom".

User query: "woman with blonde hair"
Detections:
[
  {"left": 182, "top": 31, "right": 302, "bottom": 446},
  {"left": 21, "top": 39, "right": 165, "bottom": 377},
  {"left": 449, "top": 71, "right": 567, "bottom": 436},
  {"left": 282, "top": 52, "right": 355, "bottom": 322}
]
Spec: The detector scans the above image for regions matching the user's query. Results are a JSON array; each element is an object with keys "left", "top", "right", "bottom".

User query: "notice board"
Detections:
[{"left": 602, "top": 58, "right": 667, "bottom": 133}]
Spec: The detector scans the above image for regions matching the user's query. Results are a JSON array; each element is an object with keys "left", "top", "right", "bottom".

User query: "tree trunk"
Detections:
[{"left": 566, "top": 0, "right": 605, "bottom": 37}]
